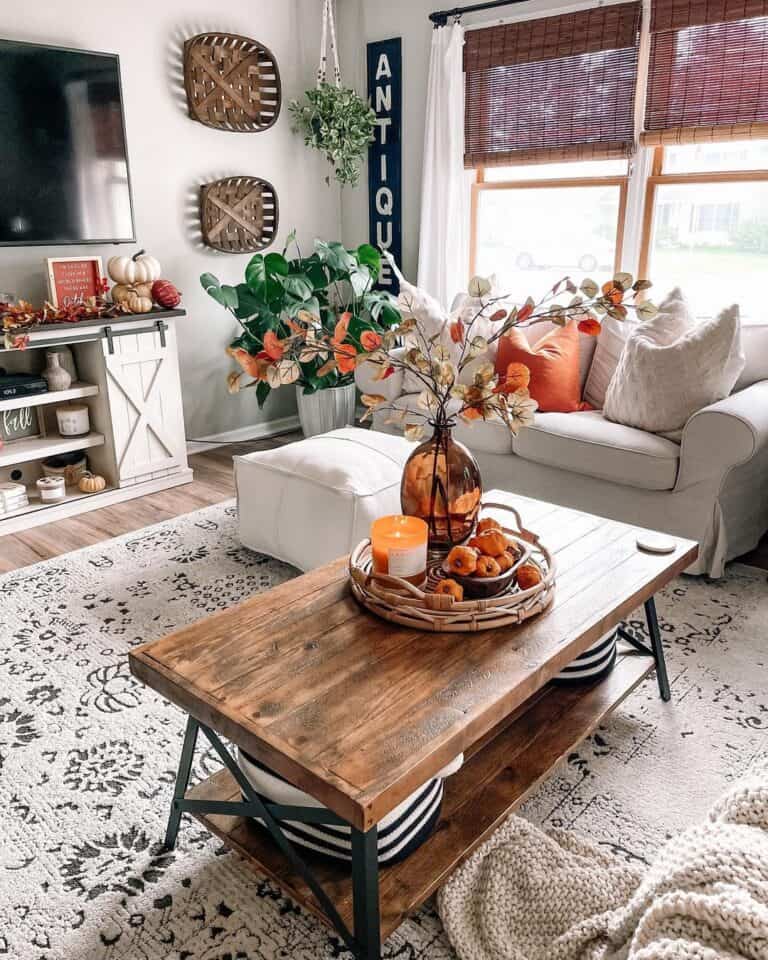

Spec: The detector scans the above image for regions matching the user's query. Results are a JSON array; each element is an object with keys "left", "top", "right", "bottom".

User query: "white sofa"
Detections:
[{"left": 356, "top": 320, "right": 768, "bottom": 578}]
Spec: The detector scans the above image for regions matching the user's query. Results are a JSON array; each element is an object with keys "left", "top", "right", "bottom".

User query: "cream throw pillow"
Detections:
[
  {"left": 583, "top": 313, "right": 635, "bottom": 409},
  {"left": 603, "top": 289, "right": 745, "bottom": 434}
]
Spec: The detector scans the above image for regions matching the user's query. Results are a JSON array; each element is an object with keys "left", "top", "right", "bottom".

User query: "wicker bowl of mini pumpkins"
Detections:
[{"left": 349, "top": 502, "right": 556, "bottom": 633}]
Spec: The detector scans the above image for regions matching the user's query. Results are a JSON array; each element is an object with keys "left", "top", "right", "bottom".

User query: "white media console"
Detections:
[{"left": 0, "top": 309, "right": 192, "bottom": 534}]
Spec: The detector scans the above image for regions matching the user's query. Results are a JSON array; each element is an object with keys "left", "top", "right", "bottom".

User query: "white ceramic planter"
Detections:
[{"left": 295, "top": 383, "right": 356, "bottom": 438}]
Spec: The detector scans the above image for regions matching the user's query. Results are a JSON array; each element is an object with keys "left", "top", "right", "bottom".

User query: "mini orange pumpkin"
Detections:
[
  {"left": 475, "top": 556, "right": 502, "bottom": 578},
  {"left": 468, "top": 530, "right": 508, "bottom": 557},
  {"left": 446, "top": 545, "right": 478, "bottom": 575},
  {"left": 495, "top": 551, "right": 516, "bottom": 573},
  {"left": 477, "top": 517, "right": 502, "bottom": 535},
  {"left": 435, "top": 579, "right": 464, "bottom": 602},
  {"left": 516, "top": 562, "right": 542, "bottom": 590}
]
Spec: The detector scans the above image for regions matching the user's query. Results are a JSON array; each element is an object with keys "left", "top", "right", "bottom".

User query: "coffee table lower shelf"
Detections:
[{"left": 185, "top": 651, "right": 652, "bottom": 943}]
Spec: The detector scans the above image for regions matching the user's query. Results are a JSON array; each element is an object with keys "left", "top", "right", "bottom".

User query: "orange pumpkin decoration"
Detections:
[
  {"left": 446, "top": 545, "right": 478, "bottom": 576},
  {"left": 435, "top": 579, "right": 464, "bottom": 602},
  {"left": 475, "top": 556, "right": 501, "bottom": 578},
  {"left": 495, "top": 551, "right": 516, "bottom": 573},
  {"left": 468, "top": 530, "right": 508, "bottom": 557},
  {"left": 476, "top": 517, "right": 502, "bottom": 535},
  {"left": 516, "top": 563, "right": 542, "bottom": 590}
]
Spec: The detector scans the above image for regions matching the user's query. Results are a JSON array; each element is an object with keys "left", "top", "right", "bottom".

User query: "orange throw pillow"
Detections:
[{"left": 495, "top": 321, "right": 582, "bottom": 413}]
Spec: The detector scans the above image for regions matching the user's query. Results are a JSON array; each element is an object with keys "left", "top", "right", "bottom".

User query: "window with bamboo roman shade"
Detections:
[
  {"left": 644, "top": 0, "right": 768, "bottom": 144},
  {"left": 463, "top": 2, "right": 642, "bottom": 167}
]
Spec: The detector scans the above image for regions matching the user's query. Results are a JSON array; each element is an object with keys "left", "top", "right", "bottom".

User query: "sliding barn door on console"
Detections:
[{"left": 102, "top": 321, "right": 187, "bottom": 485}]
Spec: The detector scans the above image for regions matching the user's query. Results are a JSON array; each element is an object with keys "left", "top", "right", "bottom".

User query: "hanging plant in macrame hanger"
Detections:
[{"left": 289, "top": 0, "right": 376, "bottom": 187}]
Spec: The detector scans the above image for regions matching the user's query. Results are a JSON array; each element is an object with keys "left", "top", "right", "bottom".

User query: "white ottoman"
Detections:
[{"left": 235, "top": 427, "right": 412, "bottom": 570}]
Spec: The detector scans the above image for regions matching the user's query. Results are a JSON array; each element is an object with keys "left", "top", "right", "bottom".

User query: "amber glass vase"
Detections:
[{"left": 400, "top": 420, "right": 482, "bottom": 550}]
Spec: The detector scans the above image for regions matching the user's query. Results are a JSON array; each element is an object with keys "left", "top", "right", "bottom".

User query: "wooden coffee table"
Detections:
[{"left": 129, "top": 491, "right": 697, "bottom": 960}]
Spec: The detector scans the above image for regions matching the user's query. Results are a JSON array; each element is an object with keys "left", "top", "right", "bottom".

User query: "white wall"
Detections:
[
  {"left": 337, "top": 0, "right": 589, "bottom": 281},
  {"left": 0, "top": 0, "right": 340, "bottom": 440}
]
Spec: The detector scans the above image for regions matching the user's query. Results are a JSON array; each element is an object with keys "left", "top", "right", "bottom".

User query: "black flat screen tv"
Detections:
[{"left": 0, "top": 38, "right": 135, "bottom": 246}]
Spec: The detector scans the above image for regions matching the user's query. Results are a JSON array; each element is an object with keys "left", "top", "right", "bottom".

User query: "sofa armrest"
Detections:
[
  {"left": 675, "top": 380, "right": 768, "bottom": 492},
  {"left": 354, "top": 345, "right": 406, "bottom": 401}
]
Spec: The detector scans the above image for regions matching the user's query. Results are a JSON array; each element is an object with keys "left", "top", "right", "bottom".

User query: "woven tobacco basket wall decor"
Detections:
[
  {"left": 200, "top": 176, "right": 279, "bottom": 253},
  {"left": 184, "top": 33, "right": 281, "bottom": 132}
]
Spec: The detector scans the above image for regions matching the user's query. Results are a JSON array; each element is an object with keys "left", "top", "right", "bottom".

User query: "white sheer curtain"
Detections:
[{"left": 417, "top": 22, "right": 468, "bottom": 307}]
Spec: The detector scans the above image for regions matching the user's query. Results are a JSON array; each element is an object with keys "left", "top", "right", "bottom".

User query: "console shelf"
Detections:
[
  {"left": 0, "top": 432, "right": 105, "bottom": 469},
  {"left": 0, "top": 312, "right": 192, "bottom": 534},
  {"left": 0, "top": 382, "right": 99, "bottom": 414}
]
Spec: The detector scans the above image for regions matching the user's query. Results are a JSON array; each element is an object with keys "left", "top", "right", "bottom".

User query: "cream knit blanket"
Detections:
[{"left": 438, "top": 764, "right": 768, "bottom": 960}]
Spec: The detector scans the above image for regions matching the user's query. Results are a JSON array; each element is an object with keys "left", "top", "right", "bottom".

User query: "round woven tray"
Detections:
[{"left": 348, "top": 502, "right": 556, "bottom": 632}]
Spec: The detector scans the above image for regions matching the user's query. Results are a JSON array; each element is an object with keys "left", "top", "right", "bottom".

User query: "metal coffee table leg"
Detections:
[
  {"left": 165, "top": 716, "right": 199, "bottom": 850},
  {"left": 163, "top": 719, "right": 385, "bottom": 959},
  {"left": 617, "top": 595, "right": 671, "bottom": 702},
  {"left": 644, "top": 597, "right": 671, "bottom": 702},
  {"left": 352, "top": 826, "right": 381, "bottom": 959}
]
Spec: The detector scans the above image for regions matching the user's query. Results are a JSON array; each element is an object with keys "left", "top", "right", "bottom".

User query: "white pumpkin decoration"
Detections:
[{"left": 108, "top": 249, "right": 162, "bottom": 285}]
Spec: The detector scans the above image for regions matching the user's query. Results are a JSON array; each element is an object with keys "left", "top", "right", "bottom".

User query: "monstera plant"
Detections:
[{"left": 201, "top": 233, "right": 401, "bottom": 409}]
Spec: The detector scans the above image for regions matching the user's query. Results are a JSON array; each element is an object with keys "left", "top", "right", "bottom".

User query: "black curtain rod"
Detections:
[{"left": 429, "top": 0, "right": 529, "bottom": 26}]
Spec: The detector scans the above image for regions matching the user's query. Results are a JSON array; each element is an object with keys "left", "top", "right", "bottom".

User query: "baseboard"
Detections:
[{"left": 186, "top": 416, "right": 301, "bottom": 455}]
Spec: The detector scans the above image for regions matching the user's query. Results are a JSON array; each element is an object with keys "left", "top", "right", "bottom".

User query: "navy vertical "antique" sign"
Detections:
[{"left": 367, "top": 38, "right": 402, "bottom": 293}]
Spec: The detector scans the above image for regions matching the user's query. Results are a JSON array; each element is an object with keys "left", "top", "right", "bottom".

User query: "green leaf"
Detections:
[
  {"left": 315, "top": 240, "right": 356, "bottom": 277},
  {"left": 255, "top": 381, "right": 271, "bottom": 408},
  {"left": 233, "top": 285, "right": 262, "bottom": 321},
  {"left": 220, "top": 285, "right": 239, "bottom": 310},
  {"left": 245, "top": 255, "right": 267, "bottom": 297},
  {"left": 265, "top": 253, "right": 289, "bottom": 277},
  {"left": 349, "top": 267, "right": 372, "bottom": 298},
  {"left": 356, "top": 243, "right": 381, "bottom": 278},
  {"left": 200, "top": 272, "right": 228, "bottom": 307},
  {"left": 279, "top": 274, "right": 314, "bottom": 301},
  {"left": 378, "top": 303, "right": 401, "bottom": 327},
  {"left": 580, "top": 278, "right": 599, "bottom": 298},
  {"left": 200, "top": 272, "right": 220, "bottom": 294}
]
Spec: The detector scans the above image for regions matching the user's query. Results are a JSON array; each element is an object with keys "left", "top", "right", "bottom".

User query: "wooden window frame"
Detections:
[
  {"left": 638, "top": 145, "right": 768, "bottom": 279},
  {"left": 469, "top": 165, "right": 629, "bottom": 280}
]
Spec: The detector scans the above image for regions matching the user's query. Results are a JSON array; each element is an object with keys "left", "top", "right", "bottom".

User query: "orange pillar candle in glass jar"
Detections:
[{"left": 371, "top": 515, "right": 429, "bottom": 586}]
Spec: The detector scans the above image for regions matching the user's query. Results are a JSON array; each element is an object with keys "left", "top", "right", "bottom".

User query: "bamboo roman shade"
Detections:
[
  {"left": 644, "top": 0, "right": 768, "bottom": 144},
  {"left": 463, "top": 2, "right": 642, "bottom": 167}
]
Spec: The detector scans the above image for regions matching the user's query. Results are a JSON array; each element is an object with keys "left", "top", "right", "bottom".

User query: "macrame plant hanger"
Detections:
[{"left": 317, "top": 0, "right": 342, "bottom": 88}]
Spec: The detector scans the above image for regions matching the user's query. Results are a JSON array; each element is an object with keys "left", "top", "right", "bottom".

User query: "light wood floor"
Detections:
[
  {"left": 0, "top": 429, "right": 765, "bottom": 575},
  {"left": 0, "top": 432, "right": 301, "bottom": 575}
]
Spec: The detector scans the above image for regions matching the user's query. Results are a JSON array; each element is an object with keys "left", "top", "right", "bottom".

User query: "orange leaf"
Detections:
[
  {"left": 360, "top": 330, "right": 383, "bottom": 351},
  {"left": 601, "top": 282, "right": 623, "bottom": 306},
  {"left": 517, "top": 303, "right": 533, "bottom": 323},
  {"left": 333, "top": 311, "right": 352, "bottom": 346},
  {"left": 226, "top": 346, "right": 268, "bottom": 379},
  {"left": 449, "top": 319, "right": 465, "bottom": 344},
  {"left": 495, "top": 361, "right": 531, "bottom": 394},
  {"left": 263, "top": 330, "right": 285, "bottom": 360},
  {"left": 578, "top": 317, "right": 602, "bottom": 336},
  {"left": 490, "top": 309, "right": 506, "bottom": 322},
  {"left": 335, "top": 350, "right": 356, "bottom": 374}
]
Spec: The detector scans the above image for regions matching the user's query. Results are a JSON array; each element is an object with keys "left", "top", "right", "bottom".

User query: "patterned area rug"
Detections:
[{"left": 1, "top": 500, "right": 766, "bottom": 960}]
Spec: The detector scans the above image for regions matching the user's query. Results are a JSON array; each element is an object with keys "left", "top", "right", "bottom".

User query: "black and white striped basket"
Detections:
[
  {"left": 237, "top": 749, "right": 463, "bottom": 865},
  {"left": 553, "top": 628, "right": 617, "bottom": 683}
]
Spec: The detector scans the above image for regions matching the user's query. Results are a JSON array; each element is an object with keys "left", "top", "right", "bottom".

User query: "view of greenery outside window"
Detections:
[
  {"left": 472, "top": 159, "right": 628, "bottom": 303},
  {"left": 642, "top": 140, "right": 768, "bottom": 320}
]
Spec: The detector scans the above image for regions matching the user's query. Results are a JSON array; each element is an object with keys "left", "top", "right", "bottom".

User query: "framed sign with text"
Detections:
[
  {"left": 1, "top": 405, "right": 40, "bottom": 443},
  {"left": 367, "top": 37, "right": 402, "bottom": 293},
  {"left": 46, "top": 257, "right": 105, "bottom": 308}
]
